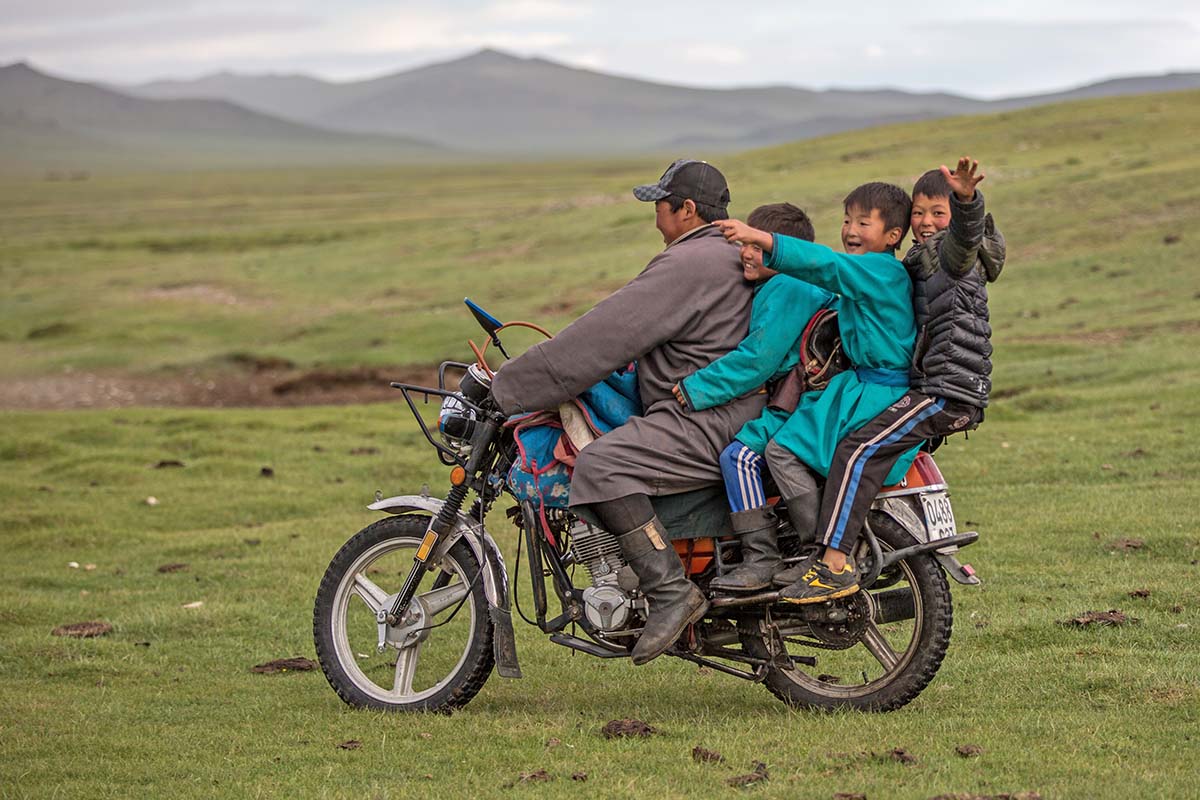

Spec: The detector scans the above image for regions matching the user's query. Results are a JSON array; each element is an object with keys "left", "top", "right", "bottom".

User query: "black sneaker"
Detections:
[
  {"left": 772, "top": 551, "right": 820, "bottom": 588},
  {"left": 778, "top": 558, "right": 859, "bottom": 604}
]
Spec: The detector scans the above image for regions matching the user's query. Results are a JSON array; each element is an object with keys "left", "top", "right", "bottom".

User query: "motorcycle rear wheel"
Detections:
[
  {"left": 740, "top": 510, "right": 952, "bottom": 712},
  {"left": 313, "top": 514, "right": 494, "bottom": 712}
]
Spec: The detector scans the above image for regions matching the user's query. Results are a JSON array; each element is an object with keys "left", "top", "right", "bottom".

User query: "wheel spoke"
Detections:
[
  {"left": 392, "top": 643, "right": 420, "bottom": 696},
  {"left": 352, "top": 572, "right": 389, "bottom": 613},
  {"left": 860, "top": 621, "right": 901, "bottom": 671},
  {"left": 417, "top": 581, "right": 469, "bottom": 617}
]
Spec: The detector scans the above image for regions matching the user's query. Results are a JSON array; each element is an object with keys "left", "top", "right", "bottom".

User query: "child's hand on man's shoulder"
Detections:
[{"left": 713, "top": 219, "right": 773, "bottom": 252}]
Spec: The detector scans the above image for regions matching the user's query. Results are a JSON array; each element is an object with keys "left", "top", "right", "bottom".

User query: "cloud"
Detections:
[
  {"left": 2, "top": 0, "right": 1198, "bottom": 94},
  {"left": 483, "top": 0, "right": 591, "bottom": 22},
  {"left": 0, "top": 12, "right": 316, "bottom": 55},
  {"left": 682, "top": 44, "right": 747, "bottom": 66}
]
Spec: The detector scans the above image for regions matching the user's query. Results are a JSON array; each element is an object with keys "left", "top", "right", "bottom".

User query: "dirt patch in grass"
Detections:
[
  {"left": 156, "top": 563, "right": 189, "bottom": 573},
  {"left": 0, "top": 363, "right": 440, "bottom": 410},
  {"left": 601, "top": 719, "right": 657, "bottom": 739},
  {"left": 143, "top": 283, "right": 250, "bottom": 307},
  {"left": 52, "top": 621, "right": 113, "bottom": 638},
  {"left": 1061, "top": 610, "right": 1138, "bottom": 628},
  {"left": 879, "top": 747, "right": 917, "bottom": 765},
  {"left": 726, "top": 761, "right": 769, "bottom": 788},
  {"left": 504, "top": 769, "right": 554, "bottom": 787},
  {"left": 251, "top": 657, "right": 318, "bottom": 674},
  {"left": 692, "top": 746, "right": 724, "bottom": 764},
  {"left": 930, "top": 793, "right": 1042, "bottom": 800},
  {"left": 1008, "top": 319, "right": 1200, "bottom": 347}
]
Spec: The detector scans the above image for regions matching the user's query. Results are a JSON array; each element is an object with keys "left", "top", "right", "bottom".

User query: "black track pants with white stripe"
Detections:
[{"left": 817, "top": 391, "right": 982, "bottom": 555}]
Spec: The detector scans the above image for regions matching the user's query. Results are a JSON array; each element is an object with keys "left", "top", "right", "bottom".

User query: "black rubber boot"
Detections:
[
  {"left": 774, "top": 495, "right": 821, "bottom": 587},
  {"left": 709, "top": 507, "right": 781, "bottom": 593},
  {"left": 616, "top": 517, "right": 709, "bottom": 666}
]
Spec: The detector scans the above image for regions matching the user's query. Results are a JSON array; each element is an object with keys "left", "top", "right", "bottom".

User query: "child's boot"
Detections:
[
  {"left": 773, "top": 495, "right": 820, "bottom": 587},
  {"left": 709, "top": 507, "right": 781, "bottom": 593}
]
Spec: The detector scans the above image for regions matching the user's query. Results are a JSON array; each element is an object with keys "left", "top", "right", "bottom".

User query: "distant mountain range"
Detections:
[
  {"left": 4, "top": 49, "right": 1199, "bottom": 169},
  {"left": 0, "top": 61, "right": 440, "bottom": 170}
]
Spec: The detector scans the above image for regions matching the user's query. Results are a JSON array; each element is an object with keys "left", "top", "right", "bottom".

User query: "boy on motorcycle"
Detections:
[
  {"left": 669, "top": 203, "right": 835, "bottom": 593},
  {"left": 713, "top": 182, "right": 919, "bottom": 601},
  {"left": 776, "top": 157, "right": 1005, "bottom": 603}
]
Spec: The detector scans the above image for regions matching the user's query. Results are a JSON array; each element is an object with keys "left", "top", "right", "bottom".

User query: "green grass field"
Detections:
[{"left": 2, "top": 90, "right": 1199, "bottom": 799}]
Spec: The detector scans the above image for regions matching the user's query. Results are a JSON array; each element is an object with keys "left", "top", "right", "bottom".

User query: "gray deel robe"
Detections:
[{"left": 491, "top": 225, "right": 767, "bottom": 507}]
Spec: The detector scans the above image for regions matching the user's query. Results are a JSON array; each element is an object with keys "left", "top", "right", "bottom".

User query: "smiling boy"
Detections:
[
  {"left": 671, "top": 203, "right": 835, "bottom": 592},
  {"left": 713, "top": 182, "right": 918, "bottom": 597},
  {"left": 773, "top": 157, "right": 1006, "bottom": 602}
]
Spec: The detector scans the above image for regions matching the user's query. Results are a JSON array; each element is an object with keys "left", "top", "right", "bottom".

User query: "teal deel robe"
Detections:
[
  {"left": 679, "top": 274, "right": 834, "bottom": 454},
  {"left": 764, "top": 234, "right": 920, "bottom": 485}
]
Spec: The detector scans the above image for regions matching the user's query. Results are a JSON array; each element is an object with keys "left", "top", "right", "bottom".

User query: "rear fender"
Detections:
[
  {"left": 872, "top": 496, "right": 928, "bottom": 542},
  {"left": 871, "top": 495, "right": 981, "bottom": 586}
]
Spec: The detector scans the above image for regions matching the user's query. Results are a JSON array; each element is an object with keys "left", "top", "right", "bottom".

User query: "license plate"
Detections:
[{"left": 919, "top": 491, "right": 957, "bottom": 541}]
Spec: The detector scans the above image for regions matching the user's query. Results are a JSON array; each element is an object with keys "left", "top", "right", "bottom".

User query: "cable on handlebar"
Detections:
[{"left": 470, "top": 320, "right": 554, "bottom": 375}]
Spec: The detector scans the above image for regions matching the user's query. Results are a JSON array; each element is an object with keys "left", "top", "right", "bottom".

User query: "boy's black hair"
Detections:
[
  {"left": 746, "top": 202, "right": 815, "bottom": 242},
  {"left": 842, "top": 182, "right": 911, "bottom": 247},
  {"left": 912, "top": 168, "right": 953, "bottom": 200},
  {"left": 664, "top": 194, "right": 730, "bottom": 223}
]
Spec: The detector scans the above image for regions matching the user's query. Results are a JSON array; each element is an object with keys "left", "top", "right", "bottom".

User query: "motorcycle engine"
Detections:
[{"left": 566, "top": 517, "right": 636, "bottom": 632}]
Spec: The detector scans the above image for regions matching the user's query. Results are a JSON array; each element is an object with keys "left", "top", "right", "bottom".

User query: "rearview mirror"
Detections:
[{"left": 464, "top": 298, "right": 503, "bottom": 338}]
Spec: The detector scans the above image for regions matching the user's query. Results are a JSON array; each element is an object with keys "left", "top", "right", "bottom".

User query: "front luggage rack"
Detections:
[{"left": 390, "top": 360, "right": 484, "bottom": 467}]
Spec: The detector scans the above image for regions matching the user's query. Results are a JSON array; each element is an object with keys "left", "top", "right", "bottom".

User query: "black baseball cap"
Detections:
[{"left": 633, "top": 159, "right": 731, "bottom": 209}]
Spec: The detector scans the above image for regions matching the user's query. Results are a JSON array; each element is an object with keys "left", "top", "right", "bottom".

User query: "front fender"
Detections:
[
  {"left": 367, "top": 495, "right": 509, "bottom": 612},
  {"left": 368, "top": 495, "right": 522, "bottom": 678}
]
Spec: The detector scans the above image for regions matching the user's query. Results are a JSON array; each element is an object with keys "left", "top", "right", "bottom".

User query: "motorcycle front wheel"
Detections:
[
  {"left": 740, "top": 509, "right": 953, "bottom": 712},
  {"left": 313, "top": 515, "right": 495, "bottom": 712}
]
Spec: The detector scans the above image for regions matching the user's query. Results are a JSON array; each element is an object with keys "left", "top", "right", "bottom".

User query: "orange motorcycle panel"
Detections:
[{"left": 675, "top": 537, "right": 717, "bottom": 576}]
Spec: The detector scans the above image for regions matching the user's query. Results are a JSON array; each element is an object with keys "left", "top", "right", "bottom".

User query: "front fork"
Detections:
[{"left": 381, "top": 483, "right": 472, "bottom": 631}]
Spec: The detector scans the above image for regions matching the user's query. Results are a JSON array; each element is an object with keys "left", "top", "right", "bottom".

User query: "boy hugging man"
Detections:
[
  {"left": 710, "top": 182, "right": 919, "bottom": 596},
  {"left": 670, "top": 203, "right": 835, "bottom": 593},
  {"left": 775, "top": 157, "right": 1005, "bottom": 603}
]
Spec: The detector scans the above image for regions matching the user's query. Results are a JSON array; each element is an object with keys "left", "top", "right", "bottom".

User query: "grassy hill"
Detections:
[
  {"left": 1, "top": 90, "right": 1199, "bottom": 798},
  {"left": 3, "top": 89, "right": 1197, "bottom": 385}
]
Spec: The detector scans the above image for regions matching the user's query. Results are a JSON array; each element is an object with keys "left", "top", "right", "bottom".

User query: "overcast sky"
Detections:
[{"left": 3, "top": 0, "right": 1199, "bottom": 98}]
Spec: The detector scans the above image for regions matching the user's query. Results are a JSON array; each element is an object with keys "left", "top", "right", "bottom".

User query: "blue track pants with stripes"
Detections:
[
  {"left": 719, "top": 440, "right": 769, "bottom": 513},
  {"left": 817, "top": 391, "right": 982, "bottom": 555}
]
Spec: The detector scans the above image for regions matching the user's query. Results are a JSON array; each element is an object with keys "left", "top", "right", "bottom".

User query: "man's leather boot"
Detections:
[
  {"left": 709, "top": 506, "right": 781, "bottom": 593},
  {"left": 774, "top": 495, "right": 821, "bottom": 587},
  {"left": 616, "top": 517, "right": 709, "bottom": 666}
]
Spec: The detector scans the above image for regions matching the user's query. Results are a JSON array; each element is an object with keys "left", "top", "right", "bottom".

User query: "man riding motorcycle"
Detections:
[{"left": 490, "top": 159, "right": 764, "bottom": 665}]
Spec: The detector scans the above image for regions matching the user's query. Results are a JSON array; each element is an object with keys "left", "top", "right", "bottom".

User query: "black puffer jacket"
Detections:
[{"left": 903, "top": 191, "right": 1005, "bottom": 408}]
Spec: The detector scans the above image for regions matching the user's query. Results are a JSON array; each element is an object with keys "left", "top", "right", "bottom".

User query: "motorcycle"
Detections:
[{"left": 313, "top": 299, "right": 982, "bottom": 713}]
